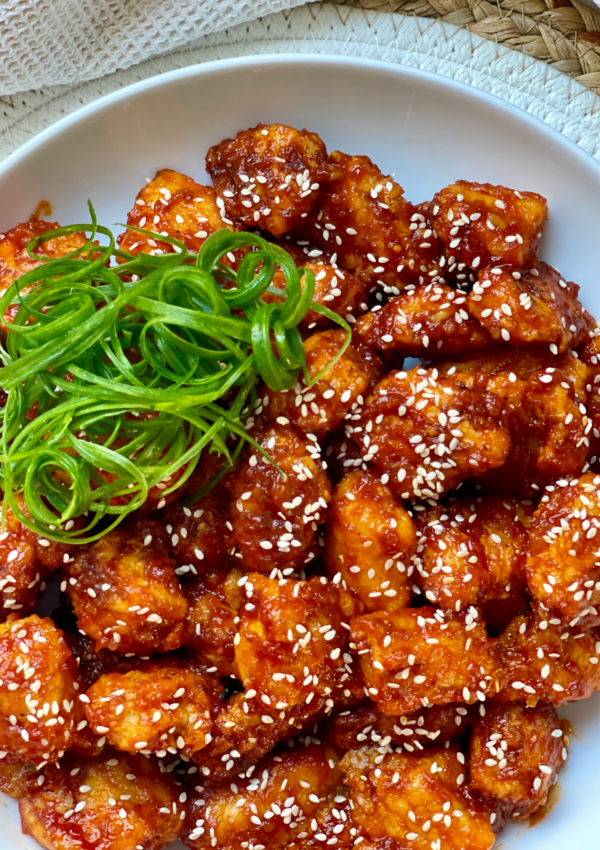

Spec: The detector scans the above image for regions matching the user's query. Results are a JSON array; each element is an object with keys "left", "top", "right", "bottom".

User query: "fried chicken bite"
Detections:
[
  {"left": 0, "top": 219, "right": 90, "bottom": 325},
  {"left": 0, "top": 753, "right": 40, "bottom": 798},
  {"left": 268, "top": 243, "right": 369, "bottom": 331},
  {"left": 469, "top": 262, "right": 593, "bottom": 351},
  {"left": 0, "top": 615, "right": 79, "bottom": 763},
  {"left": 329, "top": 699, "right": 473, "bottom": 752},
  {"left": 348, "top": 365, "right": 510, "bottom": 502},
  {"left": 355, "top": 281, "right": 492, "bottom": 359},
  {"left": 183, "top": 742, "right": 342, "bottom": 850},
  {"left": 322, "top": 431, "right": 368, "bottom": 486},
  {"left": 324, "top": 469, "right": 416, "bottom": 611},
  {"left": 258, "top": 330, "right": 382, "bottom": 439},
  {"left": 118, "top": 169, "right": 233, "bottom": 257},
  {"left": 62, "top": 520, "right": 188, "bottom": 655},
  {"left": 469, "top": 701, "right": 567, "bottom": 819},
  {"left": 181, "top": 566, "right": 244, "bottom": 677},
  {"left": 350, "top": 606, "right": 499, "bottom": 715},
  {"left": 341, "top": 746, "right": 497, "bottom": 850},
  {"left": 495, "top": 601, "right": 600, "bottom": 706},
  {"left": 526, "top": 474, "right": 600, "bottom": 628},
  {"left": 229, "top": 425, "right": 331, "bottom": 573},
  {"left": 579, "top": 332, "right": 600, "bottom": 461},
  {"left": 429, "top": 181, "right": 548, "bottom": 271},
  {"left": 298, "top": 151, "right": 442, "bottom": 292},
  {"left": 164, "top": 487, "right": 235, "bottom": 578},
  {"left": 83, "top": 664, "right": 212, "bottom": 758},
  {"left": 206, "top": 124, "right": 330, "bottom": 237},
  {"left": 192, "top": 573, "right": 361, "bottom": 777},
  {"left": 19, "top": 749, "right": 182, "bottom": 850},
  {"left": 413, "top": 495, "right": 532, "bottom": 612},
  {"left": 438, "top": 347, "right": 590, "bottom": 495}
]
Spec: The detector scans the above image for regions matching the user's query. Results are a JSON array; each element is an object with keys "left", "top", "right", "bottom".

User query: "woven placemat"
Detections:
[
  {"left": 0, "top": 2, "right": 599, "bottom": 163},
  {"left": 342, "top": 0, "right": 600, "bottom": 93}
]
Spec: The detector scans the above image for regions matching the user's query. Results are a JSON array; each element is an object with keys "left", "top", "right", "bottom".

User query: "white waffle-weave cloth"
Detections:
[{"left": 0, "top": 0, "right": 317, "bottom": 96}]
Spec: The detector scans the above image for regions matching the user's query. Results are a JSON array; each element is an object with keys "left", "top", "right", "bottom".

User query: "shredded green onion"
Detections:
[{"left": 0, "top": 203, "right": 350, "bottom": 543}]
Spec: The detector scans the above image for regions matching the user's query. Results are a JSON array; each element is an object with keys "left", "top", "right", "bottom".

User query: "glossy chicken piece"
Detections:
[
  {"left": 355, "top": 281, "right": 492, "bottom": 359},
  {"left": 0, "top": 615, "right": 79, "bottom": 762},
  {"left": 192, "top": 573, "right": 361, "bottom": 776},
  {"left": 526, "top": 474, "right": 600, "bottom": 628},
  {"left": 495, "top": 602, "right": 600, "bottom": 706},
  {"left": 118, "top": 169, "right": 232, "bottom": 257},
  {"left": 348, "top": 365, "right": 510, "bottom": 501},
  {"left": 229, "top": 425, "right": 331, "bottom": 573},
  {"left": 438, "top": 348, "right": 590, "bottom": 496},
  {"left": 183, "top": 742, "right": 342, "bottom": 850},
  {"left": 206, "top": 123, "right": 330, "bottom": 236},
  {"left": 324, "top": 469, "right": 417, "bottom": 611},
  {"left": 469, "top": 701, "right": 567, "bottom": 819},
  {"left": 579, "top": 333, "right": 600, "bottom": 462},
  {"left": 429, "top": 181, "right": 548, "bottom": 271},
  {"left": 0, "top": 496, "right": 79, "bottom": 620},
  {"left": 268, "top": 243, "right": 369, "bottom": 331},
  {"left": 413, "top": 495, "right": 532, "bottom": 611},
  {"left": 0, "top": 219, "right": 89, "bottom": 324},
  {"left": 322, "top": 431, "right": 368, "bottom": 486},
  {"left": 0, "top": 753, "right": 40, "bottom": 798},
  {"left": 259, "top": 330, "right": 382, "bottom": 439},
  {"left": 350, "top": 606, "right": 499, "bottom": 715},
  {"left": 83, "top": 665, "right": 212, "bottom": 758},
  {"left": 341, "top": 747, "right": 496, "bottom": 850},
  {"left": 62, "top": 520, "right": 188, "bottom": 655},
  {"left": 287, "top": 794, "right": 355, "bottom": 850},
  {"left": 468, "top": 262, "right": 593, "bottom": 351},
  {"left": 182, "top": 567, "right": 244, "bottom": 676},
  {"left": 299, "top": 151, "right": 442, "bottom": 291},
  {"left": 329, "top": 699, "right": 473, "bottom": 752},
  {"left": 164, "top": 487, "right": 235, "bottom": 578},
  {"left": 19, "top": 749, "right": 182, "bottom": 850}
]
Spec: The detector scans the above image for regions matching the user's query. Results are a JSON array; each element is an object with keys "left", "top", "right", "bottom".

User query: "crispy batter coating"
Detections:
[
  {"left": 469, "top": 701, "right": 566, "bottom": 818},
  {"left": 439, "top": 348, "right": 590, "bottom": 495},
  {"left": 348, "top": 365, "right": 510, "bottom": 501},
  {"left": 182, "top": 567, "right": 244, "bottom": 676},
  {"left": 206, "top": 124, "right": 330, "bottom": 237},
  {"left": 341, "top": 746, "right": 496, "bottom": 850},
  {"left": 83, "top": 665, "right": 212, "bottom": 758},
  {"left": 118, "top": 169, "right": 232, "bottom": 257},
  {"left": 229, "top": 425, "right": 331, "bottom": 573},
  {"left": 19, "top": 749, "right": 182, "bottom": 850},
  {"left": 413, "top": 495, "right": 532, "bottom": 611},
  {"left": 164, "top": 488, "right": 235, "bottom": 578},
  {"left": 0, "top": 219, "right": 89, "bottom": 324},
  {"left": 329, "top": 699, "right": 473, "bottom": 752},
  {"left": 355, "top": 281, "right": 492, "bottom": 359},
  {"left": 183, "top": 742, "right": 342, "bottom": 850},
  {"left": 429, "top": 181, "right": 547, "bottom": 271},
  {"left": 259, "top": 330, "right": 382, "bottom": 439},
  {"left": 63, "top": 520, "right": 187, "bottom": 655},
  {"left": 192, "top": 574, "right": 362, "bottom": 776},
  {"left": 268, "top": 243, "right": 369, "bottom": 331},
  {"left": 324, "top": 469, "right": 416, "bottom": 611},
  {"left": 495, "top": 601, "right": 600, "bottom": 706},
  {"left": 526, "top": 474, "right": 600, "bottom": 628},
  {"left": 0, "top": 615, "right": 79, "bottom": 762},
  {"left": 350, "top": 606, "right": 499, "bottom": 715},
  {"left": 579, "top": 333, "right": 600, "bottom": 462},
  {"left": 468, "top": 262, "right": 593, "bottom": 351},
  {"left": 299, "top": 152, "right": 442, "bottom": 291}
]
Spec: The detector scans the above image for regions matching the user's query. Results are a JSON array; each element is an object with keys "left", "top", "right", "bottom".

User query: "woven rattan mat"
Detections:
[
  {"left": 0, "top": 2, "right": 599, "bottom": 162},
  {"left": 341, "top": 0, "right": 600, "bottom": 93}
]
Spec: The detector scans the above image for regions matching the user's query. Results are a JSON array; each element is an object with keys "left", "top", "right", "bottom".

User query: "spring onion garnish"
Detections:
[{"left": 0, "top": 204, "right": 350, "bottom": 543}]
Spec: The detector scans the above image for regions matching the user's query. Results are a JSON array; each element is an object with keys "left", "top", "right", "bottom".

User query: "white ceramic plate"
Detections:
[{"left": 1, "top": 55, "right": 600, "bottom": 850}]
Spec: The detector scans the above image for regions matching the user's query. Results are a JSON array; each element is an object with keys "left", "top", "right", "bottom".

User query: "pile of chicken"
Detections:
[{"left": 1, "top": 123, "right": 600, "bottom": 850}]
